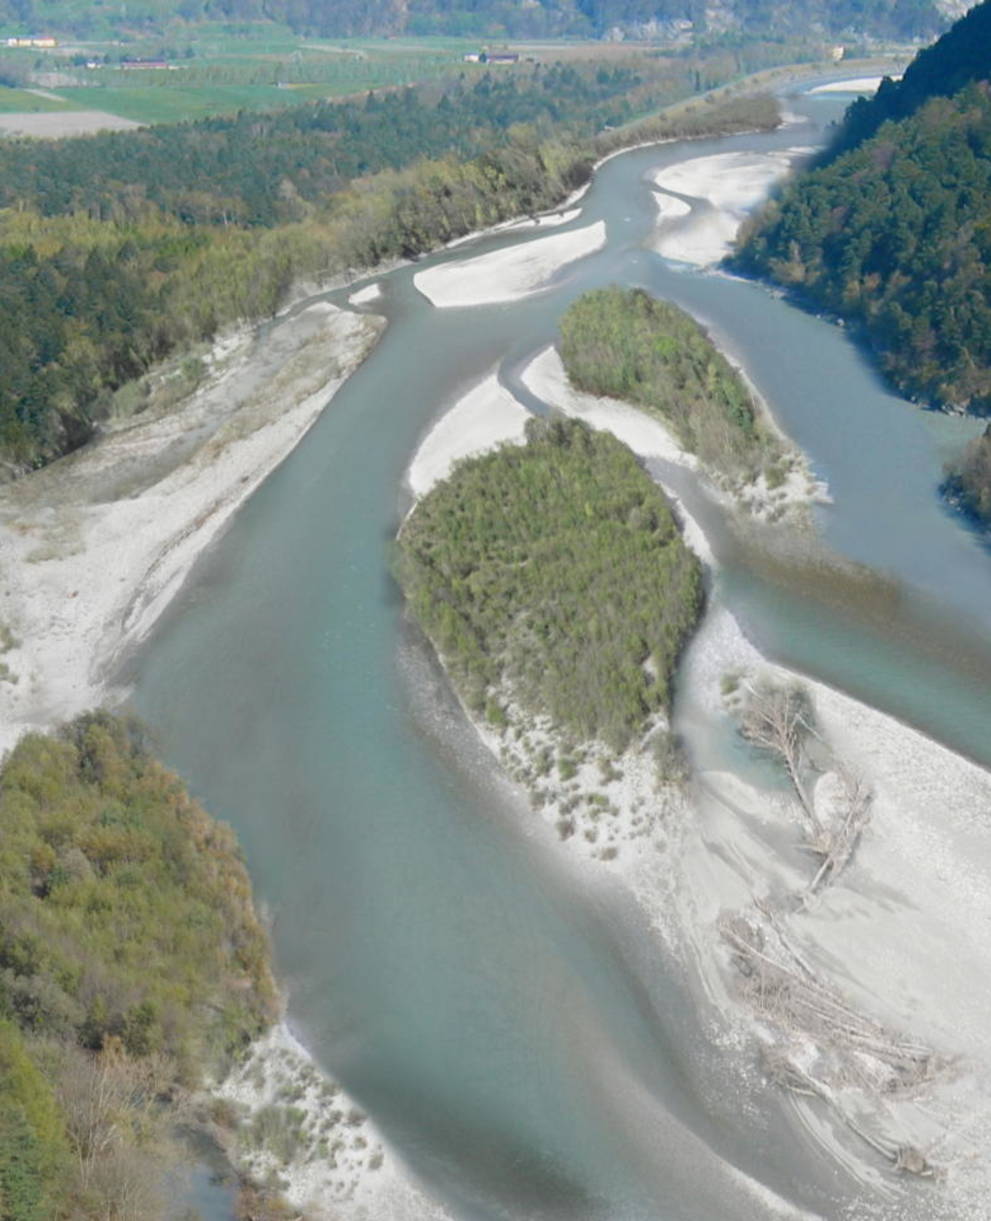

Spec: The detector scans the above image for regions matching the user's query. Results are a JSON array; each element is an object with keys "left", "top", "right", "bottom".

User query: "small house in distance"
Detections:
[
  {"left": 6, "top": 35, "right": 57, "bottom": 47},
  {"left": 463, "top": 49, "right": 520, "bottom": 64},
  {"left": 120, "top": 57, "right": 174, "bottom": 70}
]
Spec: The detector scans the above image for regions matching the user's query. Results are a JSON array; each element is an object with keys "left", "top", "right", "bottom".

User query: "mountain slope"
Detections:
[
  {"left": 825, "top": 0, "right": 991, "bottom": 159},
  {"left": 0, "top": 0, "right": 947, "bottom": 39},
  {"left": 735, "top": 1, "right": 991, "bottom": 414}
]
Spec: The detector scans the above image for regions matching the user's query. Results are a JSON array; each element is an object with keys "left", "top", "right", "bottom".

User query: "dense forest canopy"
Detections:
[
  {"left": 735, "top": 1, "right": 991, "bottom": 416},
  {"left": 0, "top": 51, "right": 778, "bottom": 472},
  {"left": 0, "top": 711, "right": 277, "bottom": 1220},
  {"left": 0, "top": 66, "right": 650, "bottom": 223},
  {"left": 0, "top": 0, "right": 950, "bottom": 39},
  {"left": 397, "top": 417, "right": 703, "bottom": 749}
]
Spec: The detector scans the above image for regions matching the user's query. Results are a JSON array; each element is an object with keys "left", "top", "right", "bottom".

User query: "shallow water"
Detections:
[{"left": 139, "top": 90, "right": 991, "bottom": 1221}]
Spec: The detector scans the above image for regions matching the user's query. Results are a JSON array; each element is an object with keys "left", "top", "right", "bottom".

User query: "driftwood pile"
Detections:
[{"left": 720, "top": 677, "right": 941, "bottom": 1176}]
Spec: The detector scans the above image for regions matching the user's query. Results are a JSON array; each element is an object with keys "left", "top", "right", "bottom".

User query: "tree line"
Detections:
[
  {"left": 0, "top": 0, "right": 947, "bottom": 40},
  {"left": 0, "top": 64, "right": 779, "bottom": 472}
]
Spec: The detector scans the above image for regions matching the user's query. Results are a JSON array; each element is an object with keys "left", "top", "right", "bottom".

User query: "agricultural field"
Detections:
[
  {"left": 0, "top": 22, "right": 718, "bottom": 127},
  {"left": 0, "top": 25, "right": 506, "bottom": 124}
]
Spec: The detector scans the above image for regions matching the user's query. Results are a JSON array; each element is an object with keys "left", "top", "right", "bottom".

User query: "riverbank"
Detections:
[
  {"left": 406, "top": 371, "right": 529, "bottom": 497},
  {"left": 209, "top": 1020, "right": 456, "bottom": 1220},
  {"left": 0, "top": 301, "right": 384, "bottom": 759}
]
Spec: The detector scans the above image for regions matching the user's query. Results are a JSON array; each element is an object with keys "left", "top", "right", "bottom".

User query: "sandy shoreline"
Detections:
[
  {"left": 807, "top": 76, "right": 897, "bottom": 95},
  {"left": 414, "top": 220, "right": 607, "bottom": 308},
  {"left": 406, "top": 370, "right": 529, "bottom": 498},
  {"left": 211, "top": 1020, "right": 456, "bottom": 1220},
  {"left": 0, "top": 301, "right": 384, "bottom": 758},
  {"left": 650, "top": 147, "right": 814, "bottom": 267}
]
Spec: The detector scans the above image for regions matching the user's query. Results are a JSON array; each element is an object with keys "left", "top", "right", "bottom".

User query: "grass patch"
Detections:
[
  {"left": 0, "top": 87, "right": 73, "bottom": 113},
  {"left": 56, "top": 84, "right": 303, "bottom": 123},
  {"left": 398, "top": 417, "right": 703, "bottom": 750}
]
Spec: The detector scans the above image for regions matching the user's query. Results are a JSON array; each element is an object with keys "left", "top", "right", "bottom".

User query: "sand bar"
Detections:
[
  {"left": 652, "top": 191, "right": 692, "bottom": 223},
  {"left": 414, "top": 220, "right": 606, "bottom": 308},
  {"left": 349, "top": 281, "right": 382, "bottom": 305},
  {"left": 650, "top": 149, "right": 812, "bottom": 267},
  {"left": 406, "top": 372, "right": 529, "bottom": 499},
  {"left": 214, "top": 1020, "right": 456, "bottom": 1220},
  {"left": 808, "top": 76, "right": 894, "bottom": 95},
  {"left": 445, "top": 206, "right": 584, "bottom": 250}
]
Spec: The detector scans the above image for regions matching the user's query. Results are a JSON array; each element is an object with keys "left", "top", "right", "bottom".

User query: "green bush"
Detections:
[
  {"left": 0, "top": 710, "right": 281, "bottom": 1217},
  {"left": 0, "top": 711, "right": 277, "bottom": 1069},
  {"left": 0, "top": 1021, "right": 67, "bottom": 1220}
]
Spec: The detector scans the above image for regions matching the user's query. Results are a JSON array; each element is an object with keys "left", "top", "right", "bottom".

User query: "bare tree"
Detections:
[
  {"left": 54, "top": 1037, "right": 174, "bottom": 1196},
  {"left": 738, "top": 680, "right": 822, "bottom": 836}
]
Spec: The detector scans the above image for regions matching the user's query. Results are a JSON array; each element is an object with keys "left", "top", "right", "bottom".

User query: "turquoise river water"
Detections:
[{"left": 130, "top": 87, "right": 991, "bottom": 1220}]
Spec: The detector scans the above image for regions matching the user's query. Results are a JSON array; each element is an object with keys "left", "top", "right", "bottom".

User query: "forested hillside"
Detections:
[
  {"left": 735, "top": 1, "right": 991, "bottom": 416},
  {"left": 821, "top": 0, "right": 991, "bottom": 160},
  {"left": 0, "top": 711, "right": 277, "bottom": 1220},
  {"left": 0, "top": 54, "right": 778, "bottom": 471},
  {"left": 0, "top": 0, "right": 948, "bottom": 39}
]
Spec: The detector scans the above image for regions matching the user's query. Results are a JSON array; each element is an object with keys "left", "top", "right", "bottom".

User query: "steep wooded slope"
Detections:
[{"left": 735, "top": 1, "right": 991, "bottom": 414}]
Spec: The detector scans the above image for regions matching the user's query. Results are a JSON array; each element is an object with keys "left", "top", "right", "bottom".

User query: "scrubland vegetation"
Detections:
[
  {"left": 0, "top": 710, "right": 277, "bottom": 1219},
  {"left": 944, "top": 425, "right": 991, "bottom": 527},
  {"left": 559, "top": 286, "right": 784, "bottom": 479},
  {"left": 398, "top": 417, "right": 702, "bottom": 750}
]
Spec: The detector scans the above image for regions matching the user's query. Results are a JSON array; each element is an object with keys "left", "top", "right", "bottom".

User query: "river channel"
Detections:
[{"left": 131, "top": 85, "right": 991, "bottom": 1220}]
